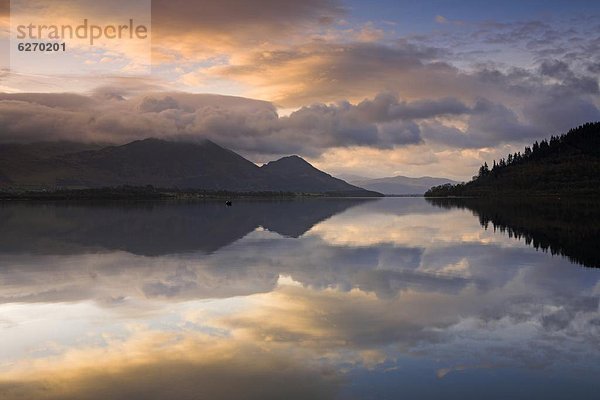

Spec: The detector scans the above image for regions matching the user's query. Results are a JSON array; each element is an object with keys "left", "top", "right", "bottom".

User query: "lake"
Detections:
[{"left": 1, "top": 197, "right": 599, "bottom": 399}]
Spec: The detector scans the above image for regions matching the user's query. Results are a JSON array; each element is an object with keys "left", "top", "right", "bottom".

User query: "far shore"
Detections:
[{"left": 0, "top": 186, "right": 384, "bottom": 201}]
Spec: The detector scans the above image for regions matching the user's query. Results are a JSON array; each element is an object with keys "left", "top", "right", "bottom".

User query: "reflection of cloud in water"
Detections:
[
  {"left": 426, "top": 198, "right": 600, "bottom": 268},
  {"left": 1, "top": 198, "right": 600, "bottom": 398},
  {"left": 0, "top": 233, "right": 472, "bottom": 304},
  {"left": 0, "top": 327, "right": 341, "bottom": 400},
  {"left": 1, "top": 281, "right": 599, "bottom": 399},
  {"left": 308, "top": 200, "right": 499, "bottom": 248}
]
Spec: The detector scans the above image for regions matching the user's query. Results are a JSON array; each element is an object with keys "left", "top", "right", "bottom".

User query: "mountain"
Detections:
[
  {"left": 0, "top": 138, "right": 264, "bottom": 190},
  {"left": 350, "top": 175, "right": 457, "bottom": 195},
  {"left": 0, "top": 138, "right": 381, "bottom": 196},
  {"left": 261, "top": 156, "right": 374, "bottom": 195},
  {"left": 425, "top": 122, "right": 600, "bottom": 197}
]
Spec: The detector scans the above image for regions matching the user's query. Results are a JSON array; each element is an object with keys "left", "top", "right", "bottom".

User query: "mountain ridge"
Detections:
[{"left": 0, "top": 138, "right": 382, "bottom": 196}]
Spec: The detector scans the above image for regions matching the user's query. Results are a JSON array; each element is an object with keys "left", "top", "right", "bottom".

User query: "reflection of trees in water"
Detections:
[{"left": 427, "top": 198, "right": 600, "bottom": 268}]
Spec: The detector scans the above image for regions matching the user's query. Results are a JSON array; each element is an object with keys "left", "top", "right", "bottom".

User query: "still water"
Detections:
[{"left": 0, "top": 198, "right": 599, "bottom": 399}]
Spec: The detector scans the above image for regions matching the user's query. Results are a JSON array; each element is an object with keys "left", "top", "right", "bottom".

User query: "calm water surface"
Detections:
[{"left": 0, "top": 198, "right": 599, "bottom": 399}]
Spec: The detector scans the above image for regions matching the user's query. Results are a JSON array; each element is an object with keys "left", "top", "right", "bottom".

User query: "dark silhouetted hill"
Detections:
[
  {"left": 261, "top": 155, "right": 375, "bottom": 195},
  {"left": 0, "top": 139, "right": 381, "bottom": 196},
  {"left": 426, "top": 122, "right": 600, "bottom": 197}
]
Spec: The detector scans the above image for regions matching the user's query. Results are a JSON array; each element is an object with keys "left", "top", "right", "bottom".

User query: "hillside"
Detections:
[
  {"left": 425, "top": 122, "right": 600, "bottom": 197},
  {"left": 261, "top": 156, "right": 372, "bottom": 195},
  {"left": 0, "top": 139, "right": 381, "bottom": 196},
  {"left": 350, "top": 175, "right": 457, "bottom": 195}
]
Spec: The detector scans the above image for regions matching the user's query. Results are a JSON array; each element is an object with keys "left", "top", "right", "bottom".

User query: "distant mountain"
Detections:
[
  {"left": 0, "top": 138, "right": 381, "bottom": 196},
  {"left": 350, "top": 176, "right": 457, "bottom": 195},
  {"left": 339, "top": 174, "right": 371, "bottom": 182},
  {"left": 425, "top": 122, "right": 600, "bottom": 197}
]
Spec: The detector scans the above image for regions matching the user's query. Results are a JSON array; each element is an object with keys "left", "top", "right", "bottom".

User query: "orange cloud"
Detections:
[
  {"left": 150, "top": 0, "right": 344, "bottom": 62},
  {"left": 207, "top": 41, "right": 472, "bottom": 107}
]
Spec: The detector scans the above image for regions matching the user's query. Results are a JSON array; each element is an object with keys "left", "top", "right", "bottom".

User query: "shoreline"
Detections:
[{"left": 0, "top": 187, "right": 383, "bottom": 201}]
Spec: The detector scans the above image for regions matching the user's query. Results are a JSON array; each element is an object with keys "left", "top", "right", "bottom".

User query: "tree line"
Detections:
[{"left": 426, "top": 122, "right": 600, "bottom": 197}]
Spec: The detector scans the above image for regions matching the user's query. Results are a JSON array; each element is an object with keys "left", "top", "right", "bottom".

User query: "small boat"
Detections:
[{"left": 225, "top": 201, "right": 232, "bottom": 206}]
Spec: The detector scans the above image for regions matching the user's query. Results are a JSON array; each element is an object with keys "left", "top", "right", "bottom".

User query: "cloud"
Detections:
[
  {"left": 0, "top": 198, "right": 499, "bottom": 305},
  {"left": 353, "top": 92, "right": 470, "bottom": 121},
  {"left": 1, "top": 8, "right": 599, "bottom": 178},
  {"left": 434, "top": 15, "right": 464, "bottom": 26},
  {"left": 0, "top": 91, "right": 475, "bottom": 156},
  {"left": 420, "top": 99, "right": 544, "bottom": 149},
  {"left": 0, "top": 329, "right": 341, "bottom": 400},
  {"left": 210, "top": 41, "right": 446, "bottom": 106},
  {"left": 1, "top": 0, "right": 343, "bottom": 64},
  {"left": 3, "top": 267, "right": 599, "bottom": 399},
  {"left": 435, "top": 15, "right": 448, "bottom": 24},
  {"left": 1, "top": 197, "right": 595, "bottom": 307},
  {"left": 204, "top": 40, "right": 599, "bottom": 153},
  {"left": 152, "top": 0, "right": 343, "bottom": 37},
  {"left": 1, "top": 77, "right": 597, "bottom": 167},
  {"left": 539, "top": 59, "right": 572, "bottom": 78},
  {"left": 150, "top": 0, "right": 345, "bottom": 61},
  {"left": 0, "top": 91, "right": 276, "bottom": 147}
]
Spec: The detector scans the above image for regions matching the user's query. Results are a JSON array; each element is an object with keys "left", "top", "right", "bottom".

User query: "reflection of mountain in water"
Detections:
[
  {"left": 426, "top": 198, "right": 600, "bottom": 268},
  {"left": 0, "top": 199, "right": 374, "bottom": 256}
]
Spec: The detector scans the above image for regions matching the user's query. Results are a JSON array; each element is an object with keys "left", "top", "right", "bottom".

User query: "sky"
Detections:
[{"left": 0, "top": 0, "right": 599, "bottom": 180}]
